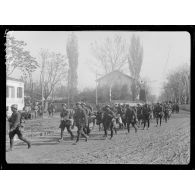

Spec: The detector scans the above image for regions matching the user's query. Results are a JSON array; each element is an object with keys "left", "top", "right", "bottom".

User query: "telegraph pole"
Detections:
[
  {"left": 95, "top": 71, "right": 98, "bottom": 105},
  {"left": 67, "top": 69, "right": 70, "bottom": 108},
  {"left": 109, "top": 86, "right": 112, "bottom": 103},
  {"left": 41, "top": 62, "right": 45, "bottom": 115}
]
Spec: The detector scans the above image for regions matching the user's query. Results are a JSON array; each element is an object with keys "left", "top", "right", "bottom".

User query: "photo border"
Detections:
[{"left": 1, "top": 25, "right": 194, "bottom": 170}]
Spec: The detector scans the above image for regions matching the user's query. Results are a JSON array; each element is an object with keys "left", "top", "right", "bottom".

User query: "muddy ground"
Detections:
[{"left": 6, "top": 110, "right": 190, "bottom": 164}]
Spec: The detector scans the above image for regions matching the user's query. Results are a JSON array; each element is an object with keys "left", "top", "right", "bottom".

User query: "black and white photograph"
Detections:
[{"left": 4, "top": 28, "right": 191, "bottom": 165}]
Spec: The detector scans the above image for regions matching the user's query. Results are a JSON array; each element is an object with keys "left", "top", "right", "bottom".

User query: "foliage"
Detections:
[
  {"left": 66, "top": 33, "right": 79, "bottom": 104},
  {"left": 128, "top": 34, "right": 144, "bottom": 100},
  {"left": 128, "top": 34, "right": 143, "bottom": 79},
  {"left": 6, "top": 33, "right": 38, "bottom": 77}
]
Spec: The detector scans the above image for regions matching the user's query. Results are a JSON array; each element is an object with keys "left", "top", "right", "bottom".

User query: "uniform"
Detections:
[
  {"left": 102, "top": 106, "right": 115, "bottom": 138},
  {"left": 117, "top": 105, "right": 123, "bottom": 129},
  {"left": 48, "top": 103, "right": 55, "bottom": 117},
  {"left": 73, "top": 105, "right": 88, "bottom": 143},
  {"left": 59, "top": 107, "right": 74, "bottom": 141},
  {"left": 34, "top": 103, "right": 39, "bottom": 119},
  {"left": 142, "top": 104, "right": 151, "bottom": 129},
  {"left": 163, "top": 104, "right": 170, "bottom": 122},
  {"left": 8, "top": 104, "right": 31, "bottom": 151},
  {"left": 137, "top": 105, "right": 143, "bottom": 125},
  {"left": 82, "top": 105, "right": 92, "bottom": 135},
  {"left": 96, "top": 111, "right": 103, "bottom": 131},
  {"left": 125, "top": 106, "right": 138, "bottom": 133},
  {"left": 154, "top": 103, "right": 163, "bottom": 126}
]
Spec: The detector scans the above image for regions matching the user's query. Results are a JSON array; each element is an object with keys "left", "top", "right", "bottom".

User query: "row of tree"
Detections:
[
  {"left": 159, "top": 64, "right": 190, "bottom": 104},
  {"left": 6, "top": 32, "right": 156, "bottom": 104},
  {"left": 6, "top": 32, "right": 79, "bottom": 105}
]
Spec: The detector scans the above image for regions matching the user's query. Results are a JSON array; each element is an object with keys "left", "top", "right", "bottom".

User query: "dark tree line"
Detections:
[{"left": 159, "top": 64, "right": 190, "bottom": 104}]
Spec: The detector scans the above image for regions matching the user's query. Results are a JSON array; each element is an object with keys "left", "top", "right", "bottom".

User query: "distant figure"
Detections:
[
  {"left": 38, "top": 104, "right": 44, "bottom": 118},
  {"left": 48, "top": 102, "right": 55, "bottom": 117},
  {"left": 23, "top": 104, "right": 31, "bottom": 119},
  {"left": 142, "top": 104, "right": 152, "bottom": 130},
  {"left": 34, "top": 102, "right": 39, "bottom": 119},
  {"left": 153, "top": 103, "right": 163, "bottom": 126}
]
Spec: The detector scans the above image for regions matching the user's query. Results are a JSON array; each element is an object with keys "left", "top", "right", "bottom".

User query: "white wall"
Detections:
[{"left": 6, "top": 79, "right": 24, "bottom": 116}]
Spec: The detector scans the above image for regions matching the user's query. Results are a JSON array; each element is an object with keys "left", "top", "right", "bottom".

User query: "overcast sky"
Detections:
[{"left": 8, "top": 31, "right": 190, "bottom": 97}]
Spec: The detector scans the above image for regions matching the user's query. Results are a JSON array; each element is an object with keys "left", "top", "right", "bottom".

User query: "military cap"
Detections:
[{"left": 11, "top": 104, "right": 18, "bottom": 109}]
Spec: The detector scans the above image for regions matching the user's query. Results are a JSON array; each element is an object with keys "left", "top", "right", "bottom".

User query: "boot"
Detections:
[
  {"left": 71, "top": 134, "right": 74, "bottom": 140},
  {"left": 10, "top": 138, "right": 13, "bottom": 150},
  {"left": 28, "top": 142, "right": 31, "bottom": 149},
  {"left": 19, "top": 136, "right": 31, "bottom": 149}
]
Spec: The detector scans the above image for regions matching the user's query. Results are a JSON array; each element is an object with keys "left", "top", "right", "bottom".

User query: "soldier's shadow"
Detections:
[
  {"left": 15, "top": 136, "right": 61, "bottom": 146},
  {"left": 87, "top": 133, "right": 107, "bottom": 140}
]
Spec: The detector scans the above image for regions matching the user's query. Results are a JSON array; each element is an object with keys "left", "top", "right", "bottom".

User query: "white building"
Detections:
[{"left": 6, "top": 77, "right": 24, "bottom": 117}]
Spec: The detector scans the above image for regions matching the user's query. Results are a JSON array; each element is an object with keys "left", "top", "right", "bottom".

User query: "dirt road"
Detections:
[{"left": 6, "top": 110, "right": 190, "bottom": 164}]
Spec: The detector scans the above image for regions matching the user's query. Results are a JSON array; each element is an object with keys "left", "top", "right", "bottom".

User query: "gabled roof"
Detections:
[
  {"left": 96, "top": 70, "right": 134, "bottom": 82},
  {"left": 6, "top": 77, "right": 24, "bottom": 83}
]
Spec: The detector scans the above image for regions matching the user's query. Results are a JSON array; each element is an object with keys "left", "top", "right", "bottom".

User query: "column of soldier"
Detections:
[{"left": 7, "top": 101, "right": 179, "bottom": 151}]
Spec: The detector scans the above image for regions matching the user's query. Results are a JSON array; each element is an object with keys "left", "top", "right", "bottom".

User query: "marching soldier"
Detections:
[
  {"left": 96, "top": 108, "right": 103, "bottom": 131},
  {"left": 142, "top": 104, "right": 152, "bottom": 130},
  {"left": 117, "top": 104, "right": 123, "bottom": 129},
  {"left": 153, "top": 102, "right": 163, "bottom": 126},
  {"left": 163, "top": 103, "right": 169, "bottom": 123},
  {"left": 81, "top": 102, "right": 90, "bottom": 134},
  {"left": 137, "top": 104, "right": 143, "bottom": 126},
  {"left": 102, "top": 105, "right": 116, "bottom": 139},
  {"left": 48, "top": 102, "right": 55, "bottom": 117},
  {"left": 59, "top": 104, "right": 74, "bottom": 142},
  {"left": 34, "top": 102, "right": 39, "bottom": 119},
  {"left": 7, "top": 104, "right": 31, "bottom": 151},
  {"left": 73, "top": 102, "right": 89, "bottom": 144},
  {"left": 125, "top": 105, "right": 138, "bottom": 133}
]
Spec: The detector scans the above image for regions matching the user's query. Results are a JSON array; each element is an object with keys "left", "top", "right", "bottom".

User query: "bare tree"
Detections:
[
  {"left": 159, "top": 64, "right": 190, "bottom": 104},
  {"left": 39, "top": 49, "right": 68, "bottom": 101},
  {"left": 66, "top": 33, "right": 79, "bottom": 105},
  {"left": 128, "top": 34, "right": 144, "bottom": 100},
  {"left": 91, "top": 34, "right": 128, "bottom": 75}
]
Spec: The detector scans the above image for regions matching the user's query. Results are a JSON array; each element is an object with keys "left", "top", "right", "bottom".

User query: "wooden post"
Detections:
[
  {"left": 109, "top": 86, "right": 112, "bottom": 103},
  {"left": 96, "top": 71, "right": 98, "bottom": 105},
  {"left": 96, "top": 82, "right": 98, "bottom": 105},
  {"left": 67, "top": 69, "right": 70, "bottom": 108}
]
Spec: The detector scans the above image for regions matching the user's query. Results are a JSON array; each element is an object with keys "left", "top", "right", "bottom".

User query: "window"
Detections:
[
  {"left": 17, "top": 87, "right": 23, "bottom": 98},
  {"left": 11, "top": 87, "right": 15, "bottom": 98},
  {"left": 7, "top": 86, "right": 15, "bottom": 98}
]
